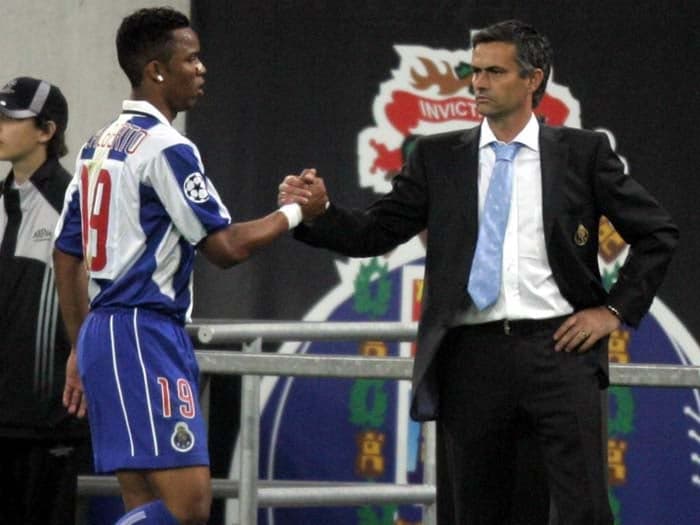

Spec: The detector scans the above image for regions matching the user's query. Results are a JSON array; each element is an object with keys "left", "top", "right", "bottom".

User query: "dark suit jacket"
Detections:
[{"left": 295, "top": 124, "right": 678, "bottom": 421}]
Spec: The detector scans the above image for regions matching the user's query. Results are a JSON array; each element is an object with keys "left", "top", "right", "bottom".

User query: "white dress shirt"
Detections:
[{"left": 459, "top": 114, "right": 574, "bottom": 324}]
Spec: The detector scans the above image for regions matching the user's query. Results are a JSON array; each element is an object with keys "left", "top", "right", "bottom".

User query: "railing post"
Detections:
[
  {"left": 422, "top": 421, "right": 438, "bottom": 525},
  {"left": 239, "top": 338, "right": 262, "bottom": 525},
  {"left": 199, "top": 373, "right": 211, "bottom": 430}
]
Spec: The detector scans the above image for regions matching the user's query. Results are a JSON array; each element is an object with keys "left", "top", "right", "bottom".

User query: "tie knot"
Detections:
[{"left": 491, "top": 141, "right": 522, "bottom": 162}]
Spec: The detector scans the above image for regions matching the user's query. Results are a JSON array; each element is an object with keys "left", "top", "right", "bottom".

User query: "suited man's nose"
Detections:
[{"left": 471, "top": 71, "right": 487, "bottom": 88}]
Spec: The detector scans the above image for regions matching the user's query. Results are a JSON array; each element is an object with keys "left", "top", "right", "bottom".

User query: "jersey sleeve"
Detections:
[
  {"left": 147, "top": 142, "right": 231, "bottom": 245},
  {"left": 53, "top": 170, "right": 84, "bottom": 259}
]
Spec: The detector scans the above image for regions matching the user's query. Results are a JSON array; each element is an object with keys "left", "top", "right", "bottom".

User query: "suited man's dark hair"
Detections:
[
  {"left": 472, "top": 20, "right": 553, "bottom": 108},
  {"left": 116, "top": 7, "right": 190, "bottom": 88}
]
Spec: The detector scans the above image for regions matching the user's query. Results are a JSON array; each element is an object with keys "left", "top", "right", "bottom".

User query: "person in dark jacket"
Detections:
[
  {"left": 0, "top": 76, "right": 90, "bottom": 525},
  {"left": 279, "top": 20, "right": 678, "bottom": 525}
]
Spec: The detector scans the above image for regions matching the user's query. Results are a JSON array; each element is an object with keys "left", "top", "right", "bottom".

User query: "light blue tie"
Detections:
[{"left": 467, "top": 142, "right": 522, "bottom": 310}]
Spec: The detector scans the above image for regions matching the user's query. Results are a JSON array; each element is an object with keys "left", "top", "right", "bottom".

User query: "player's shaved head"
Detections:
[{"left": 116, "top": 7, "right": 190, "bottom": 88}]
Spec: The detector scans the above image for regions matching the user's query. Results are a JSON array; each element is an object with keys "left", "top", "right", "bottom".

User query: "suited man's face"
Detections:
[{"left": 471, "top": 41, "right": 541, "bottom": 124}]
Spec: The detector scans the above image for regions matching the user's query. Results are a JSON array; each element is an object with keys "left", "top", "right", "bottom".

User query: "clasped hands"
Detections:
[{"left": 279, "top": 168, "right": 329, "bottom": 222}]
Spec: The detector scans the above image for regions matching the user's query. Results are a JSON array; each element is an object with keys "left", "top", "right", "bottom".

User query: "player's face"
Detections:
[
  {"left": 470, "top": 41, "right": 539, "bottom": 122},
  {"left": 162, "top": 27, "right": 207, "bottom": 114},
  {"left": 0, "top": 114, "right": 44, "bottom": 163}
]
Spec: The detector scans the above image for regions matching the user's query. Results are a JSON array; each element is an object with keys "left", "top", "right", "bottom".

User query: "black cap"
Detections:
[{"left": 0, "top": 77, "right": 68, "bottom": 132}]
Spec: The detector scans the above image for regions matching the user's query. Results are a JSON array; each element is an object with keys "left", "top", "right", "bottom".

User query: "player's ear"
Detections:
[{"left": 145, "top": 60, "right": 165, "bottom": 84}]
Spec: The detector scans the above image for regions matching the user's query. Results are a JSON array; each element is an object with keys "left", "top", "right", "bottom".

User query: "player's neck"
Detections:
[{"left": 130, "top": 89, "right": 176, "bottom": 123}]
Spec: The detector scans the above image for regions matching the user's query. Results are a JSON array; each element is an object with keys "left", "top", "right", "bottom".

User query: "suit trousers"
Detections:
[
  {"left": 435, "top": 319, "right": 613, "bottom": 525},
  {"left": 437, "top": 411, "right": 551, "bottom": 525}
]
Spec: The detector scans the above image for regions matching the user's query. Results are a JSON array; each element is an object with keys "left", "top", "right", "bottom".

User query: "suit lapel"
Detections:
[
  {"left": 539, "top": 125, "right": 568, "bottom": 241},
  {"left": 455, "top": 127, "right": 480, "bottom": 226},
  {"left": 443, "top": 127, "right": 480, "bottom": 283}
]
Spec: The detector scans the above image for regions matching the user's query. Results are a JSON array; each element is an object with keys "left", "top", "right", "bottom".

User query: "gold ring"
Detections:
[{"left": 579, "top": 330, "right": 590, "bottom": 339}]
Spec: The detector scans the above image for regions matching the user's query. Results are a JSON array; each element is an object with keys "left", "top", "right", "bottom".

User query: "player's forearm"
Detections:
[
  {"left": 199, "top": 210, "right": 292, "bottom": 268},
  {"left": 53, "top": 248, "right": 89, "bottom": 345}
]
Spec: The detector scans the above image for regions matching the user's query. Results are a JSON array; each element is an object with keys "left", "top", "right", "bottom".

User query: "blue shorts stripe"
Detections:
[
  {"left": 110, "top": 313, "right": 136, "bottom": 457},
  {"left": 132, "top": 308, "right": 160, "bottom": 457}
]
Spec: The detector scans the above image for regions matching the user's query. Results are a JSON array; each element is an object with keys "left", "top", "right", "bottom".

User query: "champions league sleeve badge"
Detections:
[
  {"left": 183, "top": 172, "right": 210, "bottom": 203},
  {"left": 171, "top": 422, "right": 196, "bottom": 452}
]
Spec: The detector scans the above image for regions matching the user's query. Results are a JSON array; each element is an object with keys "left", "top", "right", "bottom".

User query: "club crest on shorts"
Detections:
[
  {"left": 171, "top": 422, "right": 195, "bottom": 452},
  {"left": 183, "top": 172, "right": 210, "bottom": 203}
]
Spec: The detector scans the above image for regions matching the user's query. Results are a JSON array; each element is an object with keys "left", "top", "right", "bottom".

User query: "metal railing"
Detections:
[{"left": 77, "top": 321, "right": 700, "bottom": 524}]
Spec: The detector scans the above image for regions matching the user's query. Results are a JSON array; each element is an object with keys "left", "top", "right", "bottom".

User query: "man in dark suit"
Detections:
[{"left": 279, "top": 20, "right": 678, "bottom": 524}]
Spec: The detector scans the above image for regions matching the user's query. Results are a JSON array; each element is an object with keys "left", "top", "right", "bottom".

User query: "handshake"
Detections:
[{"left": 277, "top": 168, "right": 329, "bottom": 225}]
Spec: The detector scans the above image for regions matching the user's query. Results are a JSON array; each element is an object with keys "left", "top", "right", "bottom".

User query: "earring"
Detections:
[{"left": 156, "top": 74, "right": 164, "bottom": 82}]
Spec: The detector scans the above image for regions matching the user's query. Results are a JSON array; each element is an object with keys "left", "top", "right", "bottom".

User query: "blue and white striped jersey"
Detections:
[{"left": 55, "top": 100, "right": 231, "bottom": 322}]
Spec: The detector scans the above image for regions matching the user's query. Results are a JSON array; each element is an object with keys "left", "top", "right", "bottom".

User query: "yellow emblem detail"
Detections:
[{"left": 574, "top": 224, "right": 589, "bottom": 246}]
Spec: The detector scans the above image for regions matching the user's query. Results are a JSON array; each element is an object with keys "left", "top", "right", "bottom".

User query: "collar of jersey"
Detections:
[{"left": 122, "top": 100, "right": 171, "bottom": 127}]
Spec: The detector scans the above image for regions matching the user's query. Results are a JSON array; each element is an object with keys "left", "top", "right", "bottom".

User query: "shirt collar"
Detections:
[
  {"left": 479, "top": 113, "right": 540, "bottom": 152},
  {"left": 122, "top": 100, "right": 172, "bottom": 127}
]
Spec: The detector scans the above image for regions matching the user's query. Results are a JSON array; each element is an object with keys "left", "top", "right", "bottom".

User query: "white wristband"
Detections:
[{"left": 279, "top": 203, "right": 303, "bottom": 230}]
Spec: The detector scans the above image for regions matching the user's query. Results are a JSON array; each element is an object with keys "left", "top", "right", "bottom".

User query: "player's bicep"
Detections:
[{"left": 149, "top": 143, "right": 231, "bottom": 244}]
